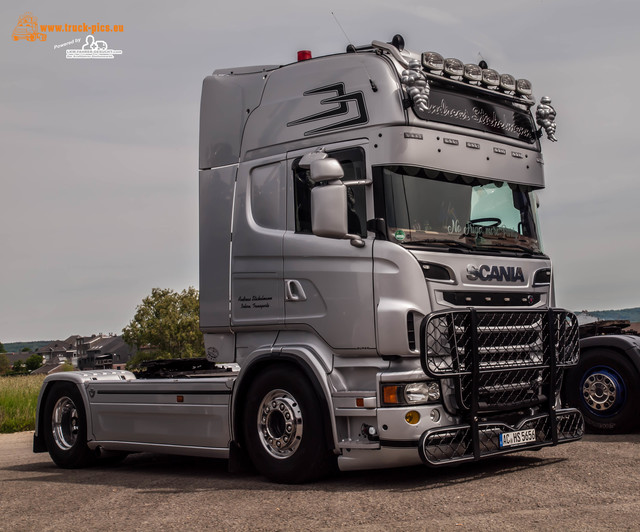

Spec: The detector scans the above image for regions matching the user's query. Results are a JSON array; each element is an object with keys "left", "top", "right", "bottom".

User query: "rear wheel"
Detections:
[
  {"left": 43, "top": 383, "right": 96, "bottom": 468},
  {"left": 566, "top": 349, "right": 640, "bottom": 433},
  {"left": 243, "top": 366, "right": 336, "bottom": 483}
]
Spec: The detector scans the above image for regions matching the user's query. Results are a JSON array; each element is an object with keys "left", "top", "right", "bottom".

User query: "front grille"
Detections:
[
  {"left": 419, "top": 409, "right": 584, "bottom": 466},
  {"left": 420, "top": 309, "right": 579, "bottom": 413}
]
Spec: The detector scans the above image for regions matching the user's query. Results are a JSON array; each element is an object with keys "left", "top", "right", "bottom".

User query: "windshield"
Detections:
[{"left": 374, "top": 165, "right": 544, "bottom": 255}]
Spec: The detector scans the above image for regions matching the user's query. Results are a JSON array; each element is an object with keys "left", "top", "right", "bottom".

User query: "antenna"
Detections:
[
  {"left": 331, "top": 11, "right": 354, "bottom": 50},
  {"left": 330, "top": 12, "right": 378, "bottom": 92}
]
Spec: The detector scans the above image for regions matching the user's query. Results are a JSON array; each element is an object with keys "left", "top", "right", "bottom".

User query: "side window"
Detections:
[{"left": 293, "top": 147, "right": 367, "bottom": 237}]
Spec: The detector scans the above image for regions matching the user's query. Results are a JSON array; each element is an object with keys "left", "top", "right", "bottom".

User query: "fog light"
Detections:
[
  {"left": 405, "top": 411, "right": 420, "bottom": 425},
  {"left": 430, "top": 408, "right": 441, "bottom": 423}
]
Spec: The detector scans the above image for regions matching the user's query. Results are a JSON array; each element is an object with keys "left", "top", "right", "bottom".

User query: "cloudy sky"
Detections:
[{"left": 1, "top": 0, "right": 639, "bottom": 342}]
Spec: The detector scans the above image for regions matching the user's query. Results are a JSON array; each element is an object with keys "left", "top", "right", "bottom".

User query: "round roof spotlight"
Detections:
[
  {"left": 463, "top": 63, "right": 482, "bottom": 85},
  {"left": 499, "top": 73, "right": 516, "bottom": 93},
  {"left": 443, "top": 58, "right": 464, "bottom": 80},
  {"left": 421, "top": 51, "right": 444, "bottom": 74},
  {"left": 482, "top": 68, "right": 500, "bottom": 89},
  {"left": 516, "top": 78, "right": 533, "bottom": 96},
  {"left": 390, "top": 34, "right": 405, "bottom": 51}
]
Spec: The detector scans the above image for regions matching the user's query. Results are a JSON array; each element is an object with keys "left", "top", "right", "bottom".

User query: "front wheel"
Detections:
[
  {"left": 566, "top": 349, "right": 640, "bottom": 433},
  {"left": 243, "top": 366, "right": 336, "bottom": 483},
  {"left": 43, "top": 382, "right": 97, "bottom": 468}
]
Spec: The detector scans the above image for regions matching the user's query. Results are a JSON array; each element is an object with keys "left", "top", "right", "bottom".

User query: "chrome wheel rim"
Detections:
[
  {"left": 52, "top": 396, "right": 79, "bottom": 450},
  {"left": 257, "top": 389, "right": 303, "bottom": 459},
  {"left": 581, "top": 367, "right": 625, "bottom": 416}
]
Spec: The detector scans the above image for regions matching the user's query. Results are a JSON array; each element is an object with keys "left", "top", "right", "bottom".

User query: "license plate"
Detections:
[{"left": 499, "top": 428, "right": 536, "bottom": 448}]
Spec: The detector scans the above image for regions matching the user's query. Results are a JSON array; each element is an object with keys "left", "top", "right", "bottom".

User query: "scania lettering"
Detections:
[
  {"left": 466, "top": 265, "right": 526, "bottom": 283},
  {"left": 33, "top": 35, "right": 584, "bottom": 483}
]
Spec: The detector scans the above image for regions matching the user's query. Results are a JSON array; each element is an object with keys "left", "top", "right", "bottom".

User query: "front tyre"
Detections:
[
  {"left": 566, "top": 349, "right": 640, "bottom": 433},
  {"left": 243, "top": 366, "right": 336, "bottom": 483},
  {"left": 43, "top": 382, "right": 96, "bottom": 468}
]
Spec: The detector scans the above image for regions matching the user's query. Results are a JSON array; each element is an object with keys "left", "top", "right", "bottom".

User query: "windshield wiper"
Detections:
[
  {"left": 408, "top": 238, "right": 476, "bottom": 252},
  {"left": 479, "top": 241, "right": 542, "bottom": 255}
]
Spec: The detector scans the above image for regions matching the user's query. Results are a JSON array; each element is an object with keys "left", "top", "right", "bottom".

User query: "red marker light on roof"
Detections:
[{"left": 297, "top": 50, "right": 312, "bottom": 61}]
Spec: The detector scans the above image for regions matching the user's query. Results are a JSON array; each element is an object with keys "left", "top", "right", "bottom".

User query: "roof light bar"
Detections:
[{"left": 412, "top": 48, "right": 534, "bottom": 99}]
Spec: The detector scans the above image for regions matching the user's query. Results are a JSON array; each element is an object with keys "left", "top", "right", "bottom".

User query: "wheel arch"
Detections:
[
  {"left": 580, "top": 335, "right": 640, "bottom": 376},
  {"left": 34, "top": 374, "right": 98, "bottom": 452},
  {"left": 231, "top": 351, "right": 337, "bottom": 461}
]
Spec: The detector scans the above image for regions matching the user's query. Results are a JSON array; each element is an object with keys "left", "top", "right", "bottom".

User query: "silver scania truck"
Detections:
[{"left": 34, "top": 36, "right": 584, "bottom": 483}]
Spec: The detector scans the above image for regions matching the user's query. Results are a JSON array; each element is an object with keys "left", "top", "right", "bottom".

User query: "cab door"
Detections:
[{"left": 283, "top": 144, "right": 375, "bottom": 350}]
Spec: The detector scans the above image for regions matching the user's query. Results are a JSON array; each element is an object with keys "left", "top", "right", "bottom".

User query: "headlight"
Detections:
[
  {"left": 443, "top": 58, "right": 464, "bottom": 80},
  {"left": 516, "top": 78, "right": 533, "bottom": 96},
  {"left": 463, "top": 64, "right": 482, "bottom": 84},
  {"left": 421, "top": 51, "right": 444, "bottom": 74},
  {"left": 381, "top": 381, "right": 441, "bottom": 406},
  {"left": 500, "top": 73, "right": 516, "bottom": 93},
  {"left": 482, "top": 68, "right": 500, "bottom": 89}
]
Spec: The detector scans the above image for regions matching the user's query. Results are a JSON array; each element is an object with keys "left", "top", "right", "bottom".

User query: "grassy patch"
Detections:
[{"left": 0, "top": 375, "right": 46, "bottom": 433}]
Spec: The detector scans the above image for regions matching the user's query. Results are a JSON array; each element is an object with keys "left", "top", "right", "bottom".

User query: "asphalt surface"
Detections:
[{"left": 1, "top": 431, "right": 639, "bottom": 531}]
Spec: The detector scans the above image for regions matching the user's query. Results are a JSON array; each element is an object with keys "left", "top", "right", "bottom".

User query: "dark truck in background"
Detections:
[{"left": 565, "top": 320, "right": 640, "bottom": 433}]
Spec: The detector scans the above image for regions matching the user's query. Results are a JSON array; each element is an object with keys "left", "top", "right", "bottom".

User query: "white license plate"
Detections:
[{"left": 499, "top": 428, "right": 536, "bottom": 448}]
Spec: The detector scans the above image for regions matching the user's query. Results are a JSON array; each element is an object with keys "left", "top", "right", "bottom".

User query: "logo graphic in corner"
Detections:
[
  {"left": 12, "top": 12, "right": 47, "bottom": 42},
  {"left": 287, "top": 82, "right": 368, "bottom": 136},
  {"left": 66, "top": 35, "right": 123, "bottom": 59}
]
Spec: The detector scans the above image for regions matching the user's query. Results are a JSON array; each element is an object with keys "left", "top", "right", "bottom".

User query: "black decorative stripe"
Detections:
[{"left": 96, "top": 390, "right": 231, "bottom": 396}]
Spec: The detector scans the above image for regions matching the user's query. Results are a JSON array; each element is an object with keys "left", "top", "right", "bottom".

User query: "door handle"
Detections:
[{"left": 285, "top": 279, "right": 307, "bottom": 302}]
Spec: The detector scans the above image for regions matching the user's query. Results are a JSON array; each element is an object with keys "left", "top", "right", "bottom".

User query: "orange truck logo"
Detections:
[{"left": 12, "top": 12, "right": 47, "bottom": 42}]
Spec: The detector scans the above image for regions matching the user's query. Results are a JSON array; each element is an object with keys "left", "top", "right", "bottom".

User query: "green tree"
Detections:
[
  {"left": 12, "top": 360, "right": 25, "bottom": 374},
  {"left": 0, "top": 353, "right": 10, "bottom": 375},
  {"left": 25, "top": 353, "right": 43, "bottom": 372},
  {"left": 122, "top": 287, "right": 204, "bottom": 360},
  {"left": 0, "top": 342, "right": 6, "bottom": 354},
  {"left": 21, "top": 347, "right": 30, "bottom": 352}
]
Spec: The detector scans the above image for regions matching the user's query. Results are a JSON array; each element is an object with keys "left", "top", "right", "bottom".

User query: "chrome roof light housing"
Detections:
[
  {"left": 516, "top": 78, "right": 533, "bottom": 97},
  {"left": 499, "top": 73, "right": 516, "bottom": 94},
  {"left": 443, "top": 57, "right": 464, "bottom": 80},
  {"left": 421, "top": 51, "right": 444, "bottom": 75},
  {"left": 463, "top": 63, "right": 482, "bottom": 85},
  {"left": 482, "top": 68, "right": 500, "bottom": 90}
]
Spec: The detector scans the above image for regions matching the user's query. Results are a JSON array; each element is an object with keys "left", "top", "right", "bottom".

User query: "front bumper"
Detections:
[{"left": 418, "top": 408, "right": 583, "bottom": 465}]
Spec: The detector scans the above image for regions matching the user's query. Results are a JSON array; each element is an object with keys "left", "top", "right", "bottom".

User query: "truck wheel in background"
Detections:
[
  {"left": 243, "top": 365, "right": 336, "bottom": 483},
  {"left": 43, "top": 382, "right": 97, "bottom": 468},
  {"left": 566, "top": 349, "right": 640, "bottom": 433}
]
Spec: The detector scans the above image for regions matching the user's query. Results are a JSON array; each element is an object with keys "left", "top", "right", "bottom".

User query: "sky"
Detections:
[{"left": 1, "top": 0, "right": 639, "bottom": 342}]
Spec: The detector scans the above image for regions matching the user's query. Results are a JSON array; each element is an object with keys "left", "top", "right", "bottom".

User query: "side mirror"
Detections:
[
  {"left": 309, "top": 158, "right": 365, "bottom": 248},
  {"left": 311, "top": 183, "right": 348, "bottom": 238},
  {"left": 310, "top": 158, "right": 344, "bottom": 183}
]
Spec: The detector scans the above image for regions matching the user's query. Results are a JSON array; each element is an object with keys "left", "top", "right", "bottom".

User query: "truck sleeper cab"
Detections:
[{"left": 34, "top": 36, "right": 583, "bottom": 483}]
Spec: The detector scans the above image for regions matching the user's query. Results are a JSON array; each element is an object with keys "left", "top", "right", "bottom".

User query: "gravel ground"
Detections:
[{"left": 1, "top": 431, "right": 639, "bottom": 531}]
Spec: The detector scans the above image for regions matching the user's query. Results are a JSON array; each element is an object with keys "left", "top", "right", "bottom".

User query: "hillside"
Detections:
[
  {"left": 2, "top": 341, "right": 52, "bottom": 353},
  {"left": 582, "top": 307, "right": 640, "bottom": 323}
]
